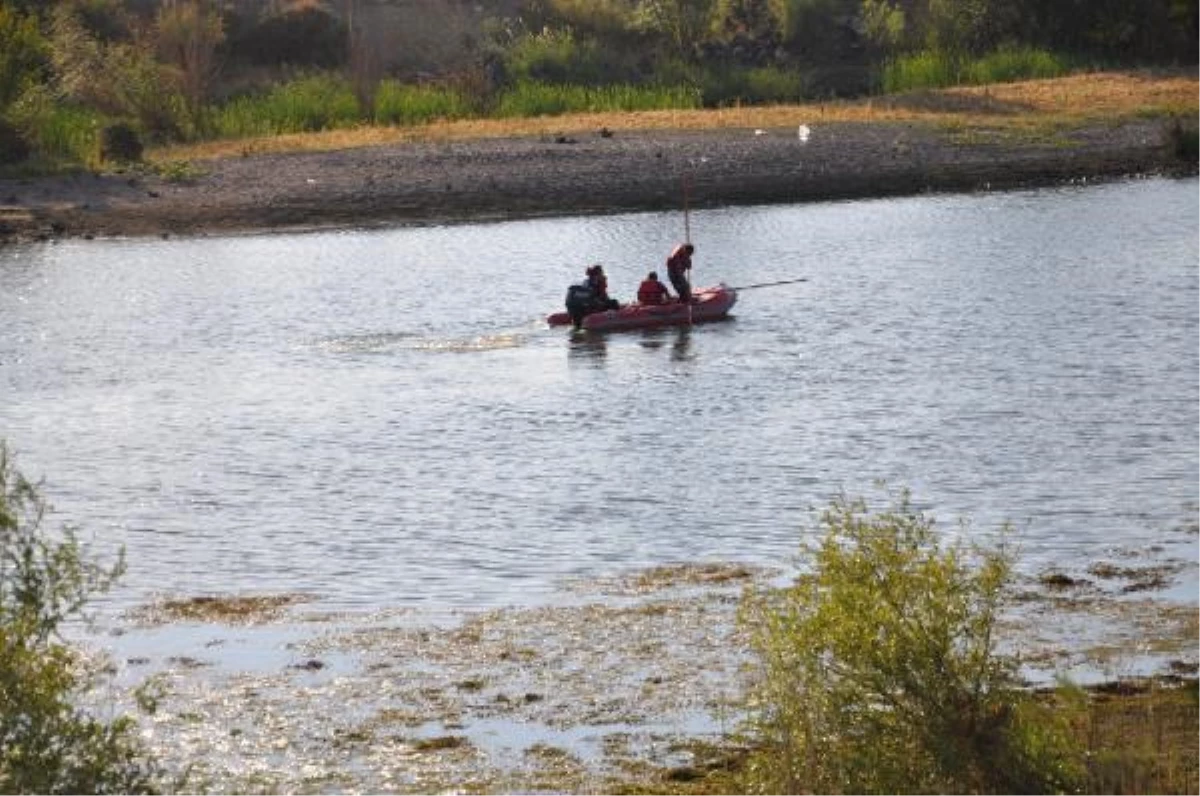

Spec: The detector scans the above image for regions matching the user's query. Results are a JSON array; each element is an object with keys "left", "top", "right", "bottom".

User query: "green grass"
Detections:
[
  {"left": 495, "top": 80, "right": 701, "bottom": 117},
  {"left": 373, "top": 80, "right": 474, "bottom": 126},
  {"left": 700, "top": 65, "right": 810, "bottom": 106},
  {"left": 883, "top": 46, "right": 1071, "bottom": 92},
  {"left": 214, "top": 74, "right": 362, "bottom": 138}
]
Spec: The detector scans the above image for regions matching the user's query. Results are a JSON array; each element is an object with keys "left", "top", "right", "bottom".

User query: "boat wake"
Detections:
[
  {"left": 315, "top": 330, "right": 528, "bottom": 355},
  {"left": 414, "top": 333, "right": 526, "bottom": 354},
  {"left": 313, "top": 332, "right": 421, "bottom": 354}
]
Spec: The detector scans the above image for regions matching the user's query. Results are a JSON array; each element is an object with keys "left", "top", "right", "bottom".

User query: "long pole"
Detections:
[
  {"left": 731, "top": 278, "right": 809, "bottom": 290},
  {"left": 682, "top": 171, "right": 693, "bottom": 326},
  {"left": 682, "top": 172, "right": 691, "bottom": 245}
]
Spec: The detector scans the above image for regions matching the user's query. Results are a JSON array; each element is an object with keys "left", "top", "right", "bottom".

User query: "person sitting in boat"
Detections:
[
  {"left": 586, "top": 265, "right": 620, "bottom": 311},
  {"left": 637, "top": 271, "right": 672, "bottom": 305},
  {"left": 666, "top": 243, "right": 694, "bottom": 303}
]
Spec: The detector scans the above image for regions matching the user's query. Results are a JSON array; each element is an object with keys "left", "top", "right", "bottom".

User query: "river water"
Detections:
[{"left": 1, "top": 177, "right": 1197, "bottom": 624}]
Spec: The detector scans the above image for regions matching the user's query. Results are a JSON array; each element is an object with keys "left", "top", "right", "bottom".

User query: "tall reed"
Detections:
[
  {"left": 700, "top": 65, "right": 809, "bottom": 106},
  {"left": 373, "top": 81, "right": 473, "bottom": 126},
  {"left": 495, "top": 80, "right": 700, "bottom": 117},
  {"left": 215, "top": 74, "right": 362, "bottom": 138},
  {"left": 883, "top": 47, "right": 1070, "bottom": 92}
]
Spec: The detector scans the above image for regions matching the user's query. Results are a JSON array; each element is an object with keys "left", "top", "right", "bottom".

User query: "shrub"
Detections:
[
  {"left": 699, "top": 65, "right": 808, "bottom": 106},
  {"left": 227, "top": 6, "right": 346, "bottom": 69},
  {"left": 739, "top": 491, "right": 1084, "bottom": 794},
  {"left": 7, "top": 86, "right": 103, "bottom": 166},
  {"left": 1165, "top": 114, "right": 1199, "bottom": 163},
  {"left": 961, "top": 46, "right": 1069, "bottom": 85},
  {"left": 99, "top": 121, "right": 143, "bottom": 163},
  {"left": 503, "top": 26, "right": 642, "bottom": 86},
  {"left": 881, "top": 49, "right": 959, "bottom": 92},
  {"left": 0, "top": 441, "right": 162, "bottom": 793},
  {"left": 0, "top": 118, "right": 31, "bottom": 165}
]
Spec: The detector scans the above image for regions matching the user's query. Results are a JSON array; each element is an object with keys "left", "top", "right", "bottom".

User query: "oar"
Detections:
[{"left": 731, "top": 278, "right": 808, "bottom": 290}]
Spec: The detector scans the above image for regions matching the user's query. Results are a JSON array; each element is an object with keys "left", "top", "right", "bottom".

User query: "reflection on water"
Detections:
[
  {"left": 567, "top": 331, "right": 608, "bottom": 363},
  {"left": 0, "top": 177, "right": 1195, "bottom": 620}
]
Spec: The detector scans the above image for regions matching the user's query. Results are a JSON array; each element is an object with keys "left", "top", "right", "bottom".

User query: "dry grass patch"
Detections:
[{"left": 149, "top": 71, "right": 1197, "bottom": 164}]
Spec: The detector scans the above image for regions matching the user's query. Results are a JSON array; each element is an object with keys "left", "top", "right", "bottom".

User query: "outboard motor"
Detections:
[{"left": 564, "top": 281, "right": 594, "bottom": 329}]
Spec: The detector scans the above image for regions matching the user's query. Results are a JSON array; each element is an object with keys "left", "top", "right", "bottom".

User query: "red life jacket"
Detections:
[{"left": 638, "top": 278, "right": 669, "bottom": 304}]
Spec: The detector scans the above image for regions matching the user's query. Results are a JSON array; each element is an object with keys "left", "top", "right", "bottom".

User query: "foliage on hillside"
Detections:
[{"left": 0, "top": 0, "right": 1195, "bottom": 167}]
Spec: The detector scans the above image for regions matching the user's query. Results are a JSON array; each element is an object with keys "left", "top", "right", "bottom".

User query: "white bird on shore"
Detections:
[{"left": 798, "top": 124, "right": 811, "bottom": 143}]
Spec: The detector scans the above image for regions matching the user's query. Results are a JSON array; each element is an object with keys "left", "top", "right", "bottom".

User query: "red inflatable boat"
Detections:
[{"left": 546, "top": 284, "right": 738, "bottom": 332}]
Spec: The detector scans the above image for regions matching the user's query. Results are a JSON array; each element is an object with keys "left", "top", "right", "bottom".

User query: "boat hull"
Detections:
[{"left": 547, "top": 284, "right": 737, "bottom": 331}]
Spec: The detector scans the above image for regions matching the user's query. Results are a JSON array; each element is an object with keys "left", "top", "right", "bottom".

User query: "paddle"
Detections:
[{"left": 731, "top": 277, "right": 809, "bottom": 290}]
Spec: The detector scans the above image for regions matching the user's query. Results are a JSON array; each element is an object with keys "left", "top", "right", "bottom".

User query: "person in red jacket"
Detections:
[
  {"left": 666, "top": 243, "right": 694, "bottom": 303},
  {"left": 637, "top": 271, "right": 672, "bottom": 305}
]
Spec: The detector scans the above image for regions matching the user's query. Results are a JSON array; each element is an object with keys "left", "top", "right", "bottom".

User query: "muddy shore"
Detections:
[{"left": 0, "top": 118, "right": 1193, "bottom": 244}]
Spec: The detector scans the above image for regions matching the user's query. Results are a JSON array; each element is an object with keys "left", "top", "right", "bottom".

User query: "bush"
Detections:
[
  {"left": 0, "top": 441, "right": 162, "bottom": 794},
  {"left": 961, "top": 46, "right": 1070, "bottom": 85},
  {"left": 0, "top": 118, "right": 31, "bottom": 165},
  {"left": 881, "top": 49, "right": 960, "bottom": 92},
  {"left": 699, "top": 65, "right": 808, "bottom": 106},
  {"left": 1165, "top": 114, "right": 1199, "bottom": 163},
  {"left": 7, "top": 87, "right": 104, "bottom": 166},
  {"left": 739, "top": 491, "right": 1084, "bottom": 794},
  {"left": 227, "top": 6, "right": 346, "bottom": 69},
  {"left": 99, "top": 121, "right": 143, "bottom": 163},
  {"left": 503, "top": 26, "right": 643, "bottom": 86}
]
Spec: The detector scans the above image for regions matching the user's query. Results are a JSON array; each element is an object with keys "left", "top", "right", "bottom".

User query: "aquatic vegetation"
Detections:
[{"left": 132, "top": 593, "right": 312, "bottom": 625}]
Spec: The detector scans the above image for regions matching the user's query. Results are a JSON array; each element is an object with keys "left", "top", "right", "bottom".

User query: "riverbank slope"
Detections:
[{"left": 0, "top": 71, "right": 1195, "bottom": 243}]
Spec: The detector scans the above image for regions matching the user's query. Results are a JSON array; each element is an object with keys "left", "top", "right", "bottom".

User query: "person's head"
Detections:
[
  {"left": 585, "top": 265, "right": 597, "bottom": 277},
  {"left": 684, "top": 244, "right": 695, "bottom": 255},
  {"left": 648, "top": 271, "right": 659, "bottom": 281}
]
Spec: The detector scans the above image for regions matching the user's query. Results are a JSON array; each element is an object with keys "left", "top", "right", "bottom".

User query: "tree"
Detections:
[
  {"left": 740, "top": 491, "right": 1083, "bottom": 794},
  {"left": 860, "top": 0, "right": 906, "bottom": 54},
  {"left": 635, "top": 0, "right": 718, "bottom": 59},
  {"left": 43, "top": 3, "right": 189, "bottom": 142},
  {"left": 0, "top": 2, "right": 50, "bottom": 111},
  {"left": 0, "top": 441, "right": 163, "bottom": 794},
  {"left": 155, "top": 0, "right": 224, "bottom": 124}
]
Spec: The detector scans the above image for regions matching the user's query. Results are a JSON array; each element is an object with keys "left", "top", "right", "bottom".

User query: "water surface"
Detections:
[{"left": 1, "top": 177, "right": 1196, "bottom": 621}]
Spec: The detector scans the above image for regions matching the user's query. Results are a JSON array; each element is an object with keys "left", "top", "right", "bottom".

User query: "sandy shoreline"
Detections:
[{"left": 0, "top": 118, "right": 1194, "bottom": 244}]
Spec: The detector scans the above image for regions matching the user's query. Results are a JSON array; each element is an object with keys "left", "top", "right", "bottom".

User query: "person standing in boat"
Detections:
[
  {"left": 586, "top": 265, "right": 620, "bottom": 311},
  {"left": 637, "top": 271, "right": 672, "bottom": 305},
  {"left": 666, "top": 243, "right": 694, "bottom": 303}
]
